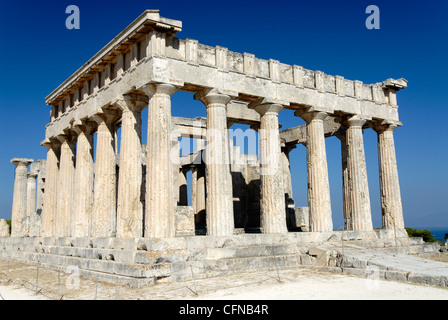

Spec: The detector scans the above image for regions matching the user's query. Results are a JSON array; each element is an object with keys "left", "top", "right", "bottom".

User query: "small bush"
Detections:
[{"left": 405, "top": 227, "right": 438, "bottom": 243}]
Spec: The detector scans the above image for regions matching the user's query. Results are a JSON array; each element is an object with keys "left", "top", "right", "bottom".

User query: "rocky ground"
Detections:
[{"left": 0, "top": 253, "right": 447, "bottom": 300}]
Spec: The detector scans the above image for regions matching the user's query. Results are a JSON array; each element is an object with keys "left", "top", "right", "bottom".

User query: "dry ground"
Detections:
[{"left": 0, "top": 254, "right": 447, "bottom": 300}]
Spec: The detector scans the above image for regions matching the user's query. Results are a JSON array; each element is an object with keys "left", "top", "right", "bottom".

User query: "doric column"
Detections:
[
  {"left": 251, "top": 102, "right": 287, "bottom": 234},
  {"left": 195, "top": 89, "right": 234, "bottom": 236},
  {"left": 281, "top": 144, "right": 295, "bottom": 203},
  {"left": 374, "top": 122, "right": 405, "bottom": 230},
  {"left": 336, "top": 132, "right": 351, "bottom": 230},
  {"left": 115, "top": 94, "right": 148, "bottom": 238},
  {"left": 178, "top": 167, "right": 188, "bottom": 206},
  {"left": 10, "top": 158, "right": 33, "bottom": 237},
  {"left": 42, "top": 140, "right": 60, "bottom": 237},
  {"left": 343, "top": 116, "right": 373, "bottom": 231},
  {"left": 298, "top": 111, "right": 333, "bottom": 232},
  {"left": 36, "top": 159, "right": 46, "bottom": 215},
  {"left": 56, "top": 134, "right": 76, "bottom": 237},
  {"left": 72, "top": 120, "right": 95, "bottom": 237},
  {"left": 26, "top": 171, "right": 38, "bottom": 217},
  {"left": 92, "top": 110, "right": 120, "bottom": 238},
  {"left": 192, "top": 165, "right": 206, "bottom": 227},
  {"left": 141, "top": 83, "right": 177, "bottom": 238}
]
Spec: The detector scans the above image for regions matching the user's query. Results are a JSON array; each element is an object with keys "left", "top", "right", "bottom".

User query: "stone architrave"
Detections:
[
  {"left": 344, "top": 116, "right": 373, "bottom": 231},
  {"left": 41, "top": 140, "right": 60, "bottom": 237},
  {"left": 56, "top": 134, "right": 76, "bottom": 237},
  {"left": 91, "top": 110, "right": 120, "bottom": 238},
  {"left": 195, "top": 88, "right": 234, "bottom": 236},
  {"left": 142, "top": 83, "right": 177, "bottom": 238},
  {"left": 299, "top": 111, "right": 333, "bottom": 232},
  {"left": 115, "top": 94, "right": 148, "bottom": 238},
  {"left": 251, "top": 102, "right": 287, "bottom": 234},
  {"left": 10, "top": 158, "right": 33, "bottom": 237},
  {"left": 72, "top": 120, "right": 95, "bottom": 237},
  {"left": 374, "top": 122, "right": 405, "bottom": 231}
]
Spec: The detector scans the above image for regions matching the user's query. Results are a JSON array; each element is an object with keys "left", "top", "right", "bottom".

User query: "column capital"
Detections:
[
  {"left": 194, "top": 88, "right": 236, "bottom": 107},
  {"left": 112, "top": 93, "right": 149, "bottom": 112},
  {"left": 343, "top": 115, "right": 369, "bottom": 128},
  {"left": 372, "top": 120, "right": 402, "bottom": 133},
  {"left": 296, "top": 110, "right": 328, "bottom": 123},
  {"left": 10, "top": 158, "right": 34, "bottom": 168},
  {"left": 73, "top": 119, "right": 95, "bottom": 135},
  {"left": 27, "top": 171, "right": 38, "bottom": 179},
  {"left": 41, "top": 138, "right": 61, "bottom": 150},
  {"left": 140, "top": 82, "right": 179, "bottom": 98},
  {"left": 248, "top": 99, "right": 283, "bottom": 116},
  {"left": 92, "top": 108, "right": 121, "bottom": 125}
]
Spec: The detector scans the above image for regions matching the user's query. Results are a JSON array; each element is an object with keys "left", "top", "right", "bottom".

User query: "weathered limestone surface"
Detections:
[
  {"left": 72, "top": 121, "right": 95, "bottom": 237},
  {"left": 251, "top": 102, "right": 287, "bottom": 234},
  {"left": 41, "top": 142, "right": 59, "bottom": 237},
  {"left": 115, "top": 94, "right": 148, "bottom": 238},
  {"left": 144, "top": 83, "right": 177, "bottom": 238},
  {"left": 92, "top": 111, "right": 119, "bottom": 238},
  {"left": 299, "top": 111, "right": 333, "bottom": 232},
  {"left": 175, "top": 206, "right": 195, "bottom": 236},
  {"left": 0, "top": 219, "right": 9, "bottom": 237},
  {"left": 28, "top": 211, "right": 42, "bottom": 237},
  {"left": 375, "top": 123, "right": 405, "bottom": 231},
  {"left": 344, "top": 116, "right": 373, "bottom": 231},
  {"left": 10, "top": 158, "right": 33, "bottom": 237},
  {"left": 26, "top": 171, "right": 37, "bottom": 217},
  {"left": 196, "top": 89, "right": 234, "bottom": 236},
  {"left": 56, "top": 135, "right": 76, "bottom": 237},
  {"left": 7, "top": 11, "right": 408, "bottom": 247}
]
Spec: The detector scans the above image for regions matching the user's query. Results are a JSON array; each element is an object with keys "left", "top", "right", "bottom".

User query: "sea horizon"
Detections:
[{"left": 408, "top": 226, "right": 448, "bottom": 242}]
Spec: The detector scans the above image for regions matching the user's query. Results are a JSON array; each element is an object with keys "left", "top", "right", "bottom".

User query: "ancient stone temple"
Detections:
[{"left": 1, "top": 10, "right": 419, "bottom": 287}]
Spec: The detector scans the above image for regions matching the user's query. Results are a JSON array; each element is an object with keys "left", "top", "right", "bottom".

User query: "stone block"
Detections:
[
  {"left": 28, "top": 212, "right": 42, "bottom": 237},
  {"left": 0, "top": 220, "right": 10, "bottom": 237},
  {"left": 175, "top": 206, "right": 195, "bottom": 236},
  {"left": 291, "top": 207, "right": 309, "bottom": 231}
]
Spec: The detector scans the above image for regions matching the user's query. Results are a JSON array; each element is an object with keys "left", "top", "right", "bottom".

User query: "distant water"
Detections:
[{"left": 420, "top": 227, "right": 448, "bottom": 242}]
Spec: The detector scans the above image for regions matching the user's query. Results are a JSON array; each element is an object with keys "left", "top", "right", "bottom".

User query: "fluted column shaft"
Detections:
[
  {"left": 300, "top": 111, "right": 333, "bottom": 232},
  {"left": 192, "top": 165, "right": 206, "bottom": 225},
  {"left": 253, "top": 103, "right": 287, "bottom": 234},
  {"left": 72, "top": 122, "right": 95, "bottom": 237},
  {"left": 344, "top": 117, "right": 373, "bottom": 231},
  {"left": 56, "top": 135, "right": 76, "bottom": 237},
  {"left": 26, "top": 172, "right": 38, "bottom": 217},
  {"left": 178, "top": 168, "right": 188, "bottom": 206},
  {"left": 92, "top": 113, "right": 118, "bottom": 237},
  {"left": 116, "top": 94, "right": 148, "bottom": 238},
  {"left": 42, "top": 142, "right": 60, "bottom": 237},
  {"left": 10, "top": 158, "right": 33, "bottom": 237},
  {"left": 337, "top": 133, "right": 351, "bottom": 230},
  {"left": 196, "top": 89, "right": 234, "bottom": 236},
  {"left": 143, "top": 83, "right": 177, "bottom": 238},
  {"left": 375, "top": 124, "right": 404, "bottom": 230}
]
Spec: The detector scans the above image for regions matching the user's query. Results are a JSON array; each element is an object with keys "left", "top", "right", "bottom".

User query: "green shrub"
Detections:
[{"left": 405, "top": 227, "right": 438, "bottom": 243}]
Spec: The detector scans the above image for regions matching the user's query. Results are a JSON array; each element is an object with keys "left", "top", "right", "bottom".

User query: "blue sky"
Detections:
[{"left": 0, "top": 0, "right": 446, "bottom": 229}]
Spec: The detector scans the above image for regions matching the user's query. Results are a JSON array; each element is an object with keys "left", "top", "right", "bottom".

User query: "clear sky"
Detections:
[{"left": 0, "top": 0, "right": 446, "bottom": 229}]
